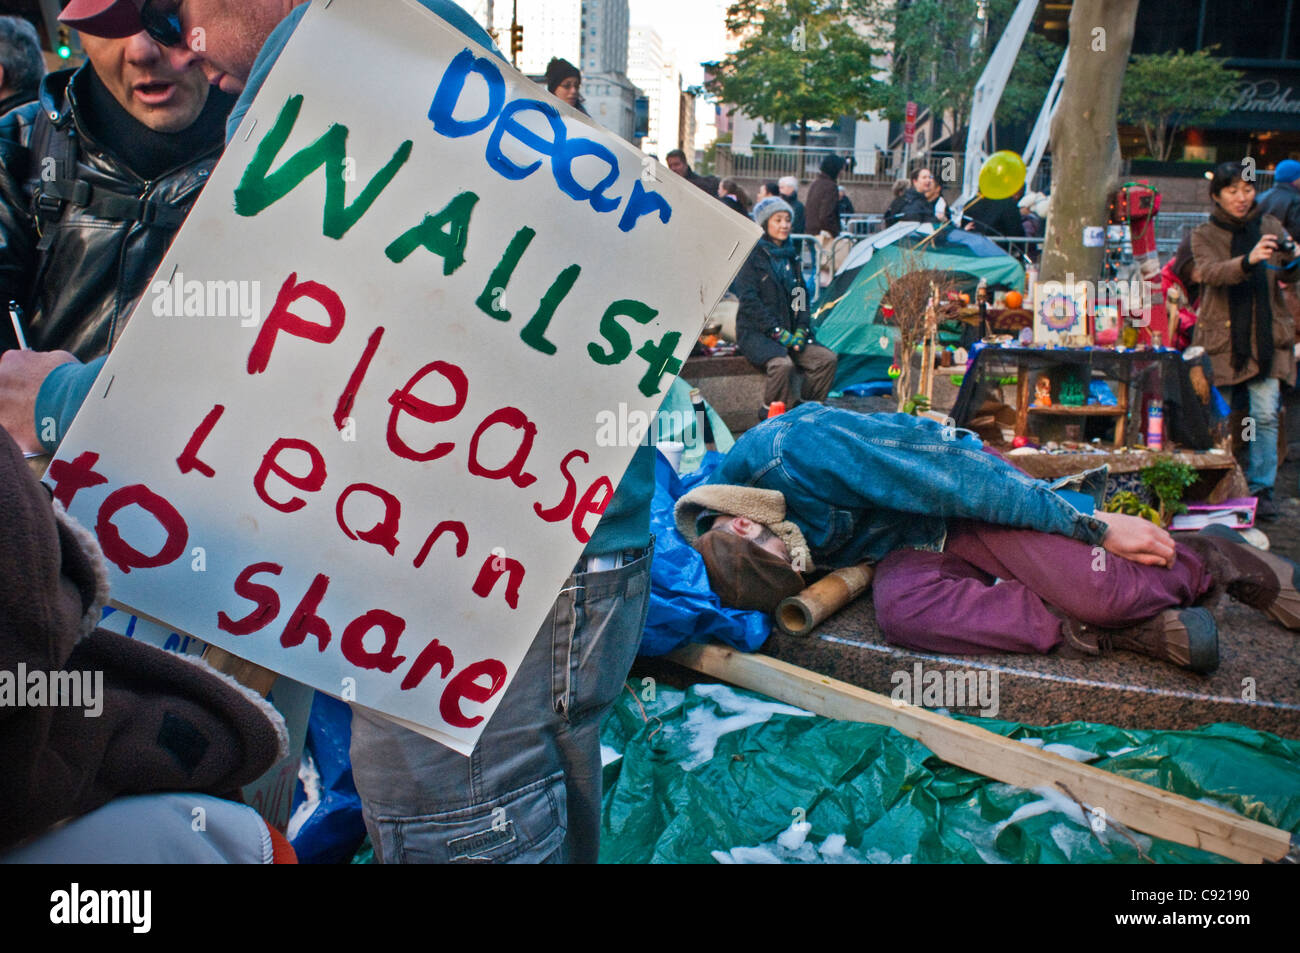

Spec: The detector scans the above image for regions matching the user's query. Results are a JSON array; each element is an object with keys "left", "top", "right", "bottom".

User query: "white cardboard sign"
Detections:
[{"left": 47, "top": 0, "right": 758, "bottom": 753}]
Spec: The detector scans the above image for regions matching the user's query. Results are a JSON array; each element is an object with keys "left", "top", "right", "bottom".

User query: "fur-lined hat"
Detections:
[{"left": 675, "top": 484, "right": 810, "bottom": 613}]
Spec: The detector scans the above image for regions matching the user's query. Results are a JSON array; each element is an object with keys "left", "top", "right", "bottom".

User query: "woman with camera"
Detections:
[{"left": 1191, "top": 160, "right": 1300, "bottom": 519}]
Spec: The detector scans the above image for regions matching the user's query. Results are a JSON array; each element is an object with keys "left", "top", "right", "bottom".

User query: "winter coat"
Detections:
[
  {"left": 0, "top": 428, "right": 287, "bottom": 849},
  {"left": 787, "top": 196, "right": 807, "bottom": 235},
  {"left": 963, "top": 195, "right": 1024, "bottom": 238},
  {"left": 1256, "top": 182, "right": 1300, "bottom": 242},
  {"left": 702, "top": 403, "right": 1110, "bottom": 569},
  {"left": 804, "top": 172, "right": 840, "bottom": 236},
  {"left": 1158, "top": 259, "right": 1199, "bottom": 351},
  {"left": 733, "top": 236, "right": 810, "bottom": 367},
  {"left": 0, "top": 66, "right": 224, "bottom": 357},
  {"left": 1191, "top": 209, "right": 1298, "bottom": 388},
  {"left": 885, "top": 187, "right": 937, "bottom": 225}
]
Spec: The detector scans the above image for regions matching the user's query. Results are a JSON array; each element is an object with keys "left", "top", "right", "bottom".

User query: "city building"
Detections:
[
  {"left": 628, "top": 24, "right": 683, "bottom": 157},
  {"left": 581, "top": 0, "right": 639, "bottom": 140},
  {"left": 1036, "top": 0, "right": 1300, "bottom": 167},
  {"left": 467, "top": 0, "right": 637, "bottom": 140}
]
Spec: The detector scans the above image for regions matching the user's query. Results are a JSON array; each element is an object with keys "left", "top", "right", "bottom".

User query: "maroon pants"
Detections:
[{"left": 871, "top": 519, "right": 1213, "bottom": 655}]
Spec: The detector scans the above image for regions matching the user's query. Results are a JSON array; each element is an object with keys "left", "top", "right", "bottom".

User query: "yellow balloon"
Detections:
[{"left": 978, "top": 151, "right": 1027, "bottom": 200}]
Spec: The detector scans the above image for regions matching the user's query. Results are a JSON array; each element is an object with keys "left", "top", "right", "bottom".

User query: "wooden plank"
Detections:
[
  {"left": 667, "top": 643, "right": 1296, "bottom": 864},
  {"left": 203, "top": 645, "right": 278, "bottom": 697},
  {"left": 1115, "top": 370, "right": 1130, "bottom": 448},
  {"left": 1014, "top": 369, "right": 1030, "bottom": 439},
  {"left": 1010, "top": 450, "right": 1237, "bottom": 481}
]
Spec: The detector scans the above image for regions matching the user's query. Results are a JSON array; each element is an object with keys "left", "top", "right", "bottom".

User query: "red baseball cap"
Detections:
[{"left": 58, "top": 0, "right": 146, "bottom": 39}]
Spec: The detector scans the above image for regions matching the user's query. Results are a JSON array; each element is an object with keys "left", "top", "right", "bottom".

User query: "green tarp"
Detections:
[
  {"left": 599, "top": 682, "right": 1300, "bottom": 864},
  {"left": 814, "top": 239, "right": 1026, "bottom": 390}
]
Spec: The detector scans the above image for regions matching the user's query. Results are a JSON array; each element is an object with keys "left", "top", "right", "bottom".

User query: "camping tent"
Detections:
[{"left": 813, "top": 224, "right": 1026, "bottom": 389}]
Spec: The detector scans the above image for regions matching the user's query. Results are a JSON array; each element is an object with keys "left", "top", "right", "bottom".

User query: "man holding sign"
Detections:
[{"left": 62, "top": 0, "right": 752, "bottom": 863}]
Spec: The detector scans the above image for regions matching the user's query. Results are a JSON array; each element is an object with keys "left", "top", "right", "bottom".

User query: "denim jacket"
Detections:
[{"left": 711, "top": 403, "right": 1110, "bottom": 568}]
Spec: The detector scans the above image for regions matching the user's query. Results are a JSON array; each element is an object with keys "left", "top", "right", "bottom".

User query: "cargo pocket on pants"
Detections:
[
  {"left": 370, "top": 770, "right": 567, "bottom": 863},
  {"left": 566, "top": 559, "right": 651, "bottom": 722}
]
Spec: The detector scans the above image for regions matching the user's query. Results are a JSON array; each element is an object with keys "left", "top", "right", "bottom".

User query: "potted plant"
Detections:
[{"left": 1139, "top": 459, "right": 1198, "bottom": 526}]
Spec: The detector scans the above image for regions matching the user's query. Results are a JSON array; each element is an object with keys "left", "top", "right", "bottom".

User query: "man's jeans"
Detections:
[
  {"left": 1226, "top": 376, "right": 1280, "bottom": 493},
  {"left": 349, "top": 545, "right": 652, "bottom": 863}
]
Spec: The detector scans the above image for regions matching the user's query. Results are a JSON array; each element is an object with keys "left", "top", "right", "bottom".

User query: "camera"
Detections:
[{"left": 1277, "top": 234, "right": 1297, "bottom": 254}]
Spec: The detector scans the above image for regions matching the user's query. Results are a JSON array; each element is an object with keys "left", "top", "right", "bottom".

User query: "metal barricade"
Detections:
[
  {"left": 840, "top": 213, "right": 886, "bottom": 237},
  {"left": 1153, "top": 211, "right": 1208, "bottom": 255}
]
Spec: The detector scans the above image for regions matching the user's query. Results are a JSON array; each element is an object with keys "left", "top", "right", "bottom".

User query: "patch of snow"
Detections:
[
  {"left": 995, "top": 785, "right": 1151, "bottom": 855},
  {"left": 865, "top": 848, "right": 912, "bottom": 864},
  {"left": 818, "top": 833, "right": 847, "bottom": 858},
  {"left": 713, "top": 845, "right": 782, "bottom": 864},
  {"left": 1198, "top": 796, "right": 1242, "bottom": 816},
  {"left": 1019, "top": 736, "right": 1099, "bottom": 761},
  {"left": 777, "top": 820, "right": 811, "bottom": 850},
  {"left": 1105, "top": 746, "right": 1139, "bottom": 758},
  {"left": 1042, "top": 742, "right": 1099, "bottom": 763},
  {"left": 680, "top": 683, "right": 813, "bottom": 769},
  {"left": 285, "top": 749, "right": 320, "bottom": 841}
]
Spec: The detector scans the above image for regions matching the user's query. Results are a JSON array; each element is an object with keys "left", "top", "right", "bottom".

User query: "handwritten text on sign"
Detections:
[{"left": 48, "top": 0, "right": 757, "bottom": 753}]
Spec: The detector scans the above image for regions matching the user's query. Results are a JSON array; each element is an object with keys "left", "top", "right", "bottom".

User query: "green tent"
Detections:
[{"left": 812, "top": 227, "right": 1026, "bottom": 390}]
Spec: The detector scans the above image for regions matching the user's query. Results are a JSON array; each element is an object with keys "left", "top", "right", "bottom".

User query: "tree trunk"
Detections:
[
  {"left": 800, "top": 117, "right": 808, "bottom": 147},
  {"left": 1040, "top": 0, "right": 1140, "bottom": 285}
]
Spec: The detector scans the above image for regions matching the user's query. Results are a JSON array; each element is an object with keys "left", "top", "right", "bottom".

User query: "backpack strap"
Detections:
[
  {"left": 32, "top": 111, "right": 77, "bottom": 251},
  {"left": 32, "top": 113, "right": 189, "bottom": 250}
]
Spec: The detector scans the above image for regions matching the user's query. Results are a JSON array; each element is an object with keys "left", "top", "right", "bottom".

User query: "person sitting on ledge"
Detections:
[
  {"left": 732, "top": 196, "right": 837, "bottom": 414},
  {"left": 674, "top": 402, "right": 1300, "bottom": 674}
]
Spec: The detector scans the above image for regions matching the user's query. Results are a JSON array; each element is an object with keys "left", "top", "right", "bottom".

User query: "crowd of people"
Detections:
[
  {"left": 1, "top": 0, "right": 1299, "bottom": 868},
  {"left": 0, "top": 0, "right": 660, "bottom": 866}
]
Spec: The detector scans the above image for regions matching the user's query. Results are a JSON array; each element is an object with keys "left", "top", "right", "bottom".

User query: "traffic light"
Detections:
[
  {"left": 56, "top": 26, "right": 72, "bottom": 59},
  {"left": 510, "top": 23, "right": 523, "bottom": 59}
]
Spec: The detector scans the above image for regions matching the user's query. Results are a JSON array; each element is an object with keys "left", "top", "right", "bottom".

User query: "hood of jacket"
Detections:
[
  {"left": 0, "top": 428, "right": 288, "bottom": 849},
  {"left": 675, "top": 483, "right": 813, "bottom": 572}
]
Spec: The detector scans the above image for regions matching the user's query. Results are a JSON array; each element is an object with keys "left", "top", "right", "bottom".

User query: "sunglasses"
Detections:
[{"left": 140, "top": 0, "right": 185, "bottom": 48}]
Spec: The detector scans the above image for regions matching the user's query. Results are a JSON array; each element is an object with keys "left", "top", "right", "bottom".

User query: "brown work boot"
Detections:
[
  {"left": 1054, "top": 618, "right": 1101, "bottom": 659},
  {"left": 1185, "top": 526, "right": 1300, "bottom": 630},
  {"left": 1096, "top": 608, "right": 1220, "bottom": 675}
]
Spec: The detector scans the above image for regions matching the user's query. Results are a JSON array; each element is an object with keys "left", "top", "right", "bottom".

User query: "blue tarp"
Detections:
[{"left": 639, "top": 452, "right": 771, "bottom": 656}]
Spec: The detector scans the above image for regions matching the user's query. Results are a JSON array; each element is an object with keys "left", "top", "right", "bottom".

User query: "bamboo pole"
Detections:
[{"left": 775, "top": 564, "right": 874, "bottom": 637}]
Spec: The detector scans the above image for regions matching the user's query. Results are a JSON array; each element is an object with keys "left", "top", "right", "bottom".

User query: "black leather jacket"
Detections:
[
  {"left": 733, "top": 238, "right": 811, "bottom": 367},
  {"left": 0, "top": 67, "right": 223, "bottom": 358}
]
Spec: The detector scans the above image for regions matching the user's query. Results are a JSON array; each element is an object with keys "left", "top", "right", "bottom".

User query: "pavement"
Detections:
[{"left": 637, "top": 389, "right": 1300, "bottom": 738}]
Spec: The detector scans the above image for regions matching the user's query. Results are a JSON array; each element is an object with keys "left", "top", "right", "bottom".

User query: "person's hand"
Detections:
[
  {"left": 1248, "top": 233, "right": 1278, "bottom": 265},
  {"left": 0, "top": 349, "right": 75, "bottom": 453},
  {"left": 790, "top": 329, "right": 808, "bottom": 353},
  {"left": 1093, "top": 510, "right": 1176, "bottom": 568},
  {"left": 964, "top": 222, "right": 976, "bottom": 231},
  {"left": 770, "top": 327, "right": 796, "bottom": 348}
]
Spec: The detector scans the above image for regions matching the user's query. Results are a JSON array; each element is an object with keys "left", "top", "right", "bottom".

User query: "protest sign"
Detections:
[{"left": 47, "top": 0, "right": 759, "bottom": 753}]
